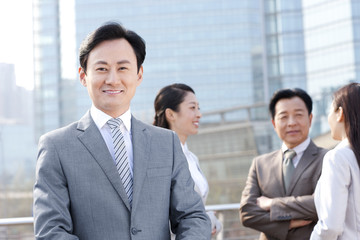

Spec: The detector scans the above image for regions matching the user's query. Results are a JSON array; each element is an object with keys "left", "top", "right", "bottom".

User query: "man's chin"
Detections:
[{"left": 285, "top": 138, "right": 304, "bottom": 148}]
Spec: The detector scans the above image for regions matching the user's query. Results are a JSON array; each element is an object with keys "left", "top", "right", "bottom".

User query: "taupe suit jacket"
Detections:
[
  {"left": 33, "top": 112, "right": 211, "bottom": 240},
  {"left": 240, "top": 141, "right": 327, "bottom": 240}
]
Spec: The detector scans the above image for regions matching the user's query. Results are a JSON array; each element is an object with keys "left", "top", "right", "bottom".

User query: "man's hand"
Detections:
[
  {"left": 256, "top": 196, "right": 273, "bottom": 211},
  {"left": 289, "top": 219, "right": 312, "bottom": 229}
]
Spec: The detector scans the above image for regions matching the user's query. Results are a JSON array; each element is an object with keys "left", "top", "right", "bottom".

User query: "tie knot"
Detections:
[
  {"left": 107, "top": 118, "right": 123, "bottom": 129},
  {"left": 284, "top": 149, "right": 296, "bottom": 160}
]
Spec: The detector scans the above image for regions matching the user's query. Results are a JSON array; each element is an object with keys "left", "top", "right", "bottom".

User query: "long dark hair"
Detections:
[
  {"left": 153, "top": 83, "right": 195, "bottom": 129},
  {"left": 333, "top": 82, "right": 360, "bottom": 169}
]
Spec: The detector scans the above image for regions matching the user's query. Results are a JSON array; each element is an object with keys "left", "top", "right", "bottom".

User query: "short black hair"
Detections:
[
  {"left": 79, "top": 21, "right": 146, "bottom": 73},
  {"left": 269, "top": 88, "right": 313, "bottom": 119}
]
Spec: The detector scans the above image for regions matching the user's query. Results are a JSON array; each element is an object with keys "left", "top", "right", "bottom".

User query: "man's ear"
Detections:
[
  {"left": 79, "top": 67, "right": 87, "bottom": 87},
  {"left": 271, "top": 119, "right": 276, "bottom": 128},
  {"left": 136, "top": 66, "right": 144, "bottom": 86},
  {"left": 308, "top": 113, "right": 313, "bottom": 126}
]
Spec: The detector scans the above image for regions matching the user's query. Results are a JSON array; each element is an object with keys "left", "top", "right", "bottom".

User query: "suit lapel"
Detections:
[
  {"left": 274, "top": 150, "right": 287, "bottom": 196},
  {"left": 287, "top": 141, "right": 318, "bottom": 194},
  {"left": 130, "top": 117, "right": 150, "bottom": 212},
  {"left": 76, "top": 112, "right": 131, "bottom": 211}
]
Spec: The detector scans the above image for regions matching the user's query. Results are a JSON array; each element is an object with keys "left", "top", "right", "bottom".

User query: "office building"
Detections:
[
  {"left": 33, "top": 0, "right": 264, "bottom": 139},
  {"left": 0, "top": 63, "right": 33, "bottom": 124},
  {"left": 33, "top": 0, "right": 359, "bottom": 138}
]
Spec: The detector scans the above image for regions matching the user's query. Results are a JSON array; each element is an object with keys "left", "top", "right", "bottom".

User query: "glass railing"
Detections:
[{"left": 0, "top": 204, "right": 259, "bottom": 240}]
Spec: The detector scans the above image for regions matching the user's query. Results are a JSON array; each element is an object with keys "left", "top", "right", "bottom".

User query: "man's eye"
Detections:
[{"left": 96, "top": 68, "right": 107, "bottom": 71}]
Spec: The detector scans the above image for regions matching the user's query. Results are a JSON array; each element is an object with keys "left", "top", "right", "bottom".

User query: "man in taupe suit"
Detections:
[
  {"left": 33, "top": 22, "right": 211, "bottom": 240},
  {"left": 240, "top": 88, "right": 327, "bottom": 240}
]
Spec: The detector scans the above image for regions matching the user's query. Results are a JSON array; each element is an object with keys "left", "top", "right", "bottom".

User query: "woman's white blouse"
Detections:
[
  {"left": 181, "top": 142, "right": 209, "bottom": 202},
  {"left": 310, "top": 139, "right": 360, "bottom": 240}
]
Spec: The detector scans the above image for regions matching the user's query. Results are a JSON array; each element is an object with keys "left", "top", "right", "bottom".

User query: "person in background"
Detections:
[
  {"left": 310, "top": 82, "right": 360, "bottom": 239},
  {"left": 33, "top": 22, "right": 211, "bottom": 240},
  {"left": 154, "top": 83, "right": 222, "bottom": 236},
  {"left": 240, "top": 88, "right": 328, "bottom": 240}
]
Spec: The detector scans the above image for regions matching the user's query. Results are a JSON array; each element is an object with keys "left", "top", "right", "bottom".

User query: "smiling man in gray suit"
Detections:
[
  {"left": 240, "top": 88, "right": 328, "bottom": 240},
  {"left": 33, "top": 22, "right": 211, "bottom": 240}
]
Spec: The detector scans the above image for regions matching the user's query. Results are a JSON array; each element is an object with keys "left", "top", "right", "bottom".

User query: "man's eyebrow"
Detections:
[
  {"left": 277, "top": 108, "right": 306, "bottom": 116},
  {"left": 117, "top": 60, "right": 131, "bottom": 64},
  {"left": 93, "top": 60, "right": 131, "bottom": 65},
  {"left": 94, "top": 60, "right": 108, "bottom": 65},
  {"left": 277, "top": 111, "right": 288, "bottom": 115}
]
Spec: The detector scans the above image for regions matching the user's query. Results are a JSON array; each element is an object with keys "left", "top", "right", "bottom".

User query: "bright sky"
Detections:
[{"left": 0, "top": 0, "right": 33, "bottom": 90}]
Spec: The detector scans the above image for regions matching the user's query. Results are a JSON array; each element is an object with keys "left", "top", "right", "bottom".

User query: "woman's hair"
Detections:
[
  {"left": 153, "top": 83, "right": 195, "bottom": 129},
  {"left": 333, "top": 82, "right": 360, "bottom": 169}
]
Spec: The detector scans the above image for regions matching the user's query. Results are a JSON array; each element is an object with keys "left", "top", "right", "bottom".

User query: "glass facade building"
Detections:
[
  {"left": 74, "top": 0, "right": 264, "bottom": 122},
  {"left": 264, "top": 0, "right": 307, "bottom": 95},
  {"left": 302, "top": 0, "right": 360, "bottom": 135},
  {"left": 304, "top": 0, "right": 358, "bottom": 92},
  {"left": 33, "top": 0, "right": 264, "bottom": 139},
  {"left": 32, "top": 0, "right": 360, "bottom": 142},
  {"left": 33, "top": 0, "right": 61, "bottom": 138}
]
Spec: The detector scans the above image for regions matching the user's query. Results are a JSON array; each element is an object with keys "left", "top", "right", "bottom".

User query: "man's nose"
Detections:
[
  {"left": 288, "top": 116, "right": 297, "bottom": 125},
  {"left": 106, "top": 69, "right": 119, "bottom": 84}
]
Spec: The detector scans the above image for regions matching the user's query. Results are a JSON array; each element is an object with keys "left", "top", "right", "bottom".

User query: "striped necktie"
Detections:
[{"left": 107, "top": 118, "right": 133, "bottom": 207}]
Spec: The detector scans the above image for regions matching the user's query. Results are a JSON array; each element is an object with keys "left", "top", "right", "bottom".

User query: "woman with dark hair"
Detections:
[
  {"left": 154, "top": 83, "right": 222, "bottom": 236},
  {"left": 310, "top": 83, "right": 360, "bottom": 239}
]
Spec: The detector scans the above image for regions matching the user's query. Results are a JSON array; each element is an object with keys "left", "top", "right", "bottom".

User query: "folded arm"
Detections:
[
  {"left": 240, "top": 159, "right": 290, "bottom": 240},
  {"left": 264, "top": 194, "right": 317, "bottom": 221}
]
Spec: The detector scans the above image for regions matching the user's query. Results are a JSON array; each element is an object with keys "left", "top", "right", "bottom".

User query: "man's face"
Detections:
[
  {"left": 272, "top": 96, "right": 312, "bottom": 149},
  {"left": 79, "top": 38, "right": 143, "bottom": 118}
]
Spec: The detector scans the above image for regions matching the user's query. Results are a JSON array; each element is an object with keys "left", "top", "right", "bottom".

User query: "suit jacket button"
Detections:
[{"left": 131, "top": 227, "right": 140, "bottom": 235}]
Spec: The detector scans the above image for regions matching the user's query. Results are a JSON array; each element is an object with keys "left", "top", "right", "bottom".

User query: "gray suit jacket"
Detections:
[
  {"left": 33, "top": 112, "right": 211, "bottom": 240},
  {"left": 240, "top": 141, "right": 327, "bottom": 240}
]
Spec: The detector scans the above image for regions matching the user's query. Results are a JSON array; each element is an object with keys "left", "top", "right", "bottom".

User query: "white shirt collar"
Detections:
[
  {"left": 282, "top": 137, "right": 310, "bottom": 155},
  {"left": 90, "top": 105, "right": 132, "bottom": 132},
  {"left": 181, "top": 142, "right": 188, "bottom": 153},
  {"left": 338, "top": 138, "right": 350, "bottom": 148}
]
